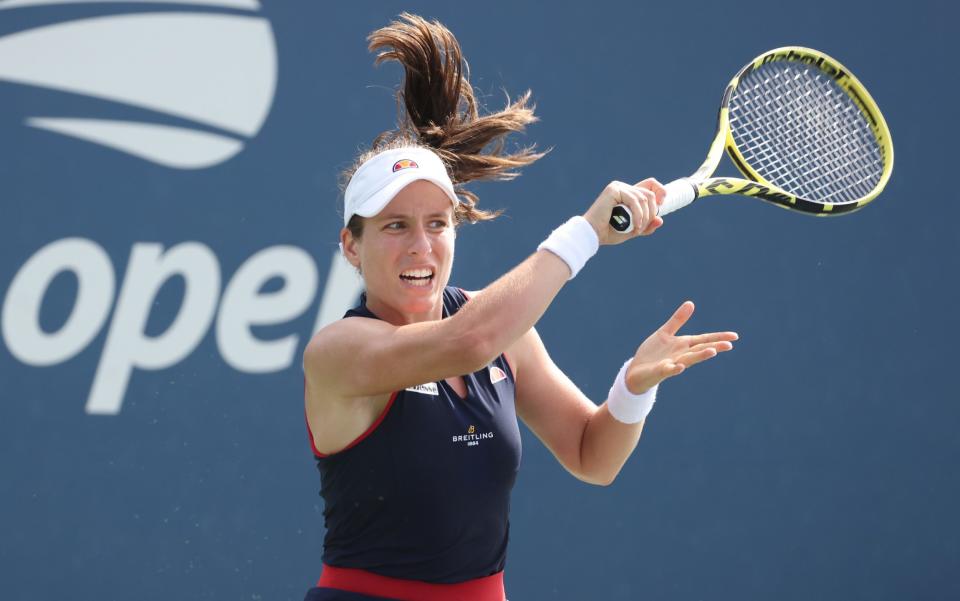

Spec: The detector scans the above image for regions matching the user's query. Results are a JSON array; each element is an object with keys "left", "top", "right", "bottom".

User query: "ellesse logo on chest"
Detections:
[{"left": 489, "top": 365, "right": 507, "bottom": 384}]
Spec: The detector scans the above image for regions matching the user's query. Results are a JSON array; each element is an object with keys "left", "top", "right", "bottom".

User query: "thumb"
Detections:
[{"left": 639, "top": 215, "right": 664, "bottom": 236}]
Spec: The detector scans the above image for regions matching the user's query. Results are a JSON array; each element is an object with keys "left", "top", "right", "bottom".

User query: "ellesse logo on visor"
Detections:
[{"left": 392, "top": 159, "right": 419, "bottom": 172}]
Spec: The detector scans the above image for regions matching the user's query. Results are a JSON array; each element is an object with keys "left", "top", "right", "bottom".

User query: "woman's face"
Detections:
[{"left": 342, "top": 180, "right": 456, "bottom": 323}]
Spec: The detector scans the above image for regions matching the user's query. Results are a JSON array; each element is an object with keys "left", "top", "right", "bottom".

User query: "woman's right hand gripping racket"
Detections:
[{"left": 609, "top": 46, "right": 894, "bottom": 233}]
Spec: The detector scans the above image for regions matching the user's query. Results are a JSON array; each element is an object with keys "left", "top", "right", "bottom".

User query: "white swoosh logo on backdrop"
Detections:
[
  {"left": 0, "top": 0, "right": 261, "bottom": 12},
  {"left": 0, "top": 4, "right": 277, "bottom": 168}
]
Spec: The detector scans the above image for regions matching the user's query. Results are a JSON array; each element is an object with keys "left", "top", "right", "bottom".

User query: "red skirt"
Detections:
[{"left": 310, "top": 563, "right": 506, "bottom": 601}]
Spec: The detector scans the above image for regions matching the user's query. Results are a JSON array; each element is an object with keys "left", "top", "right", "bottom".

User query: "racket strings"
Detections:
[
  {"left": 728, "top": 62, "right": 884, "bottom": 204},
  {"left": 735, "top": 71, "right": 878, "bottom": 201},
  {"left": 733, "top": 68, "right": 881, "bottom": 202},
  {"left": 782, "top": 71, "right": 880, "bottom": 199},
  {"left": 733, "top": 69, "right": 877, "bottom": 201}
]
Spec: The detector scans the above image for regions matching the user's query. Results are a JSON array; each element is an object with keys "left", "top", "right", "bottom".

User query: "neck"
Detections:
[{"left": 363, "top": 291, "right": 444, "bottom": 325}]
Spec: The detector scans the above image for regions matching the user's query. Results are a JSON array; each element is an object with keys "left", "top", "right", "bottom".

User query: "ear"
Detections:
[{"left": 340, "top": 227, "right": 361, "bottom": 270}]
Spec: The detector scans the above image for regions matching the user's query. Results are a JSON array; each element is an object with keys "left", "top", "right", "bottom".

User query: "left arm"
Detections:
[{"left": 510, "top": 301, "right": 737, "bottom": 486}]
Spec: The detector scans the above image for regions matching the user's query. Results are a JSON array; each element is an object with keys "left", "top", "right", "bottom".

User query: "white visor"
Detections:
[{"left": 343, "top": 147, "right": 459, "bottom": 227}]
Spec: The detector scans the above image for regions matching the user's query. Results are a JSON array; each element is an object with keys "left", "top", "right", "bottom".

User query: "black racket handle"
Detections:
[{"left": 609, "top": 205, "right": 633, "bottom": 233}]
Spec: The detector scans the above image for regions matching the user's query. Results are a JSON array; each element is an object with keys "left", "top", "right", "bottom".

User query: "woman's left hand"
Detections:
[{"left": 624, "top": 301, "right": 738, "bottom": 394}]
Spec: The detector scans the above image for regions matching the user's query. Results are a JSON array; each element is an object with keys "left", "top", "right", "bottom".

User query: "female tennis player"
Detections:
[{"left": 302, "top": 14, "right": 737, "bottom": 601}]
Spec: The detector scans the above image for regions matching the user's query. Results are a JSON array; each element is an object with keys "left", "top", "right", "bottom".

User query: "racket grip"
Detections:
[
  {"left": 659, "top": 178, "right": 697, "bottom": 217},
  {"left": 608, "top": 178, "right": 698, "bottom": 233}
]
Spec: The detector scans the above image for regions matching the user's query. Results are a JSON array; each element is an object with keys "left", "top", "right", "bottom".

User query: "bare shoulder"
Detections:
[
  {"left": 303, "top": 317, "right": 395, "bottom": 454},
  {"left": 304, "top": 295, "right": 482, "bottom": 401},
  {"left": 303, "top": 316, "right": 391, "bottom": 379},
  {"left": 305, "top": 315, "right": 385, "bottom": 350}
]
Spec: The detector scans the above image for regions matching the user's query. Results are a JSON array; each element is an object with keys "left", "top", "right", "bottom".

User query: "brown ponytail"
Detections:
[{"left": 343, "top": 12, "right": 544, "bottom": 230}]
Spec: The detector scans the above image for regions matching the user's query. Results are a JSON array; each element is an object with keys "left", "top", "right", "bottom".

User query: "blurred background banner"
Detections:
[{"left": 1, "top": 1, "right": 956, "bottom": 600}]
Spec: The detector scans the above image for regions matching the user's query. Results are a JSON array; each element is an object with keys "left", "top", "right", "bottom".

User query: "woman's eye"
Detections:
[
  {"left": 430, "top": 220, "right": 448, "bottom": 229},
  {"left": 385, "top": 222, "right": 404, "bottom": 230}
]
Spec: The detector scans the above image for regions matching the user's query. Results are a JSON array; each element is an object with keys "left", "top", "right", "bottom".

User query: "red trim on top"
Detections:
[
  {"left": 311, "top": 392, "right": 398, "bottom": 458},
  {"left": 318, "top": 564, "right": 505, "bottom": 601},
  {"left": 304, "top": 375, "right": 400, "bottom": 458},
  {"left": 303, "top": 376, "right": 324, "bottom": 456}
]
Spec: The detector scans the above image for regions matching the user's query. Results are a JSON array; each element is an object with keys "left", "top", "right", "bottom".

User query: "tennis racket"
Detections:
[{"left": 609, "top": 46, "right": 893, "bottom": 233}]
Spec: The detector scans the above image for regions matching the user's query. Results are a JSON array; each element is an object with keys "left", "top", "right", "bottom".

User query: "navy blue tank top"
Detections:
[{"left": 308, "top": 287, "right": 522, "bottom": 584}]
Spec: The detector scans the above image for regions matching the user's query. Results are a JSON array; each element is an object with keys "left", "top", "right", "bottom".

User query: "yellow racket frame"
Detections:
[{"left": 691, "top": 47, "right": 894, "bottom": 215}]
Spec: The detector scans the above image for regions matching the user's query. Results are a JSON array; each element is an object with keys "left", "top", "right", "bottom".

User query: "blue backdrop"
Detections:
[{"left": 1, "top": 1, "right": 957, "bottom": 600}]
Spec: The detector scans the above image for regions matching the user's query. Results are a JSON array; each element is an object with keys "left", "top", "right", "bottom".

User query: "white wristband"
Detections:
[
  {"left": 536, "top": 216, "right": 599, "bottom": 279},
  {"left": 606, "top": 358, "right": 658, "bottom": 424}
]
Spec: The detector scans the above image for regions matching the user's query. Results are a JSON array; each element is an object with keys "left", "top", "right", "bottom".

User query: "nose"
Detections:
[{"left": 407, "top": 224, "right": 432, "bottom": 256}]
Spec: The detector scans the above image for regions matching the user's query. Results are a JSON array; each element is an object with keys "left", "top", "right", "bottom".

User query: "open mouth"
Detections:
[{"left": 399, "top": 268, "right": 434, "bottom": 287}]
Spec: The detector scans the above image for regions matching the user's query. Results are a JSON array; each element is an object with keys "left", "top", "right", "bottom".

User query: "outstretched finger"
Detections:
[
  {"left": 675, "top": 347, "right": 719, "bottom": 368},
  {"left": 660, "top": 301, "right": 695, "bottom": 336},
  {"left": 686, "top": 341, "right": 734, "bottom": 355},
  {"left": 686, "top": 331, "right": 739, "bottom": 345}
]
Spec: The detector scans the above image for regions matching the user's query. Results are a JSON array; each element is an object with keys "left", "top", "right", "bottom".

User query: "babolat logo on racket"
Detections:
[
  {"left": 392, "top": 159, "right": 419, "bottom": 172},
  {"left": 704, "top": 178, "right": 795, "bottom": 205}
]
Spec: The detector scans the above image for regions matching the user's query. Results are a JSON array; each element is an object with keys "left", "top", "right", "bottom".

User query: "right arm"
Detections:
[
  {"left": 303, "top": 179, "right": 666, "bottom": 399},
  {"left": 304, "top": 249, "right": 569, "bottom": 399}
]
